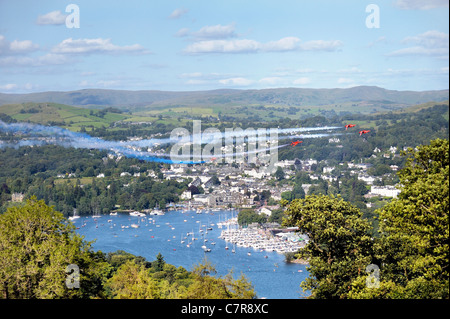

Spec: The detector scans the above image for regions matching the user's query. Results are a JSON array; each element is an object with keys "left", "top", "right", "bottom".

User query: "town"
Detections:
[{"left": 48, "top": 137, "right": 403, "bottom": 217}]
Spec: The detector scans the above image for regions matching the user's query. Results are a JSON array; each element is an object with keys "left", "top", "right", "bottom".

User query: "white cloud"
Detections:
[
  {"left": 192, "top": 23, "right": 237, "bottom": 40},
  {"left": 395, "top": 0, "right": 448, "bottom": 10},
  {"left": 299, "top": 40, "right": 343, "bottom": 51},
  {"left": 0, "top": 53, "right": 71, "bottom": 67},
  {"left": 337, "top": 78, "right": 354, "bottom": 84},
  {"left": 175, "top": 28, "right": 190, "bottom": 37},
  {"left": 169, "top": 7, "right": 188, "bottom": 19},
  {"left": 293, "top": 77, "right": 311, "bottom": 85},
  {"left": 387, "top": 30, "right": 449, "bottom": 58},
  {"left": 219, "top": 77, "right": 254, "bottom": 86},
  {"left": 262, "top": 37, "right": 301, "bottom": 52},
  {"left": 36, "top": 10, "right": 67, "bottom": 25},
  {"left": 337, "top": 67, "right": 363, "bottom": 74},
  {"left": 0, "top": 83, "right": 39, "bottom": 92},
  {"left": 259, "top": 77, "right": 284, "bottom": 85},
  {"left": 177, "top": 23, "right": 237, "bottom": 40},
  {"left": 9, "top": 40, "right": 39, "bottom": 53},
  {"left": 180, "top": 72, "right": 204, "bottom": 78},
  {"left": 52, "top": 38, "right": 149, "bottom": 55},
  {"left": 96, "top": 80, "right": 121, "bottom": 88},
  {"left": 185, "top": 79, "right": 208, "bottom": 85},
  {"left": 0, "top": 35, "right": 39, "bottom": 55},
  {"left": 402, "top": 30, "right": 449, "bottom": 48},
  {"left": 184, "top": 39, "right": 260, "bottom": 54},
  {"left": 367, "top": 36, "right": 388, "bottom": 48},
  {"left": 0, "top": 83, "right": 18, "bottom": 91},
  {"left": 183, "top": 37, "right": 342, "bottom": 54}
]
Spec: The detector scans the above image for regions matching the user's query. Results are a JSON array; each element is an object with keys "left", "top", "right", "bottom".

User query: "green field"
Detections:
[{"left": 0, "top": 102, "right": 130, "bottom": 131}]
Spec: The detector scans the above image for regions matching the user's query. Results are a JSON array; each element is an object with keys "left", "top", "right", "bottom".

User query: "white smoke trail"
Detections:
[{"left": 0, "top": 120, "right": 345, "bottom": 164}]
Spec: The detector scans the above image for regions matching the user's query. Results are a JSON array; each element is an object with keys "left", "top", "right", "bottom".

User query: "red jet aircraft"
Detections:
[
  {"left": 359, "top": 130, "right": 371, "bottom": 136},
  {"left": 345, "top": 124, "right": 356, "bottom": 130},
  {"left": 291, "top": 140, "right": 303, "bottom": 146}
]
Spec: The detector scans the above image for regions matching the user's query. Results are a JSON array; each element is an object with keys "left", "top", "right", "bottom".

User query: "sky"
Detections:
[{"left": 0, "top": 0, "right": 448, "bottom": 93}]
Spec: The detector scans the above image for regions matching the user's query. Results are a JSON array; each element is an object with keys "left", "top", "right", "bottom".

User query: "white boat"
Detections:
[
  {"left": 109, "top": 212, "right": 118, "bottom": 216},
  {"left": 150, "top": 203, "right": 164, "bottom": 215},
  {"left": 131, "top": 224, "right": 139, "bottom": 229},
  {"left": 201, "top": 245, "right": 211, "bottom": 252},
  {"left": 68, "top": 208, "right": 80, "bottom": 221},
  {"left": 130, "top": 211, "right": 145, "bottom": 217},
  {"left": 92, "top": 208, "right": 101, "bottom": 218}
]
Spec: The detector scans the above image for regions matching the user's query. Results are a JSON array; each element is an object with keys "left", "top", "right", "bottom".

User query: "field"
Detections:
[{"left": 0, "top": 102, "right": 130, "bottom": 131}]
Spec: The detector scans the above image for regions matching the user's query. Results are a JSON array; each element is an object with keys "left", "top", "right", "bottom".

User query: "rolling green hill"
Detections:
[
  {"left": 1, "top": 86, "right": 448, "bottom": 115},
  {"left": 0, "top": 102, "right": 130, "bottom": 131}
]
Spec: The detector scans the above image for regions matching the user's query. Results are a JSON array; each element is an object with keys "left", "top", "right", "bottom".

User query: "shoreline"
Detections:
[{"left": 289, "top": 258, "right": 309, "bottom": 265}]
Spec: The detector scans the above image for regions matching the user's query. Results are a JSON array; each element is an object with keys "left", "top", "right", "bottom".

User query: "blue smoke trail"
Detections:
[{"left": 0, "top": 120, "right": 345, "bottom": 164}]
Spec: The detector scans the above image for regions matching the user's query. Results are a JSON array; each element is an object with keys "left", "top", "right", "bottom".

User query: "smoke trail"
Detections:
[{"left": 0, "top": 120, "right": 345, "bottom": 164}]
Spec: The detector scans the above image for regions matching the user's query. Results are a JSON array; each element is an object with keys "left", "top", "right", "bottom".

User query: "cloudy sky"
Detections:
[{"left": 0, "top": 0, "right": 448, "bottom": 93}]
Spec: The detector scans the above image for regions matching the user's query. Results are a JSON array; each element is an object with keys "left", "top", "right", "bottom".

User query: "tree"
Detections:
[
  {"left": 350, "top": 138, "right": 449, "bottom": 298},
  {"left": 274, "top": 166, "right": 285, "bottom": 181},
  {"left": 0, "top": 198, "right": 110, "bottom": 298},
  {"left": 105, "top": 260, "right": 160, "bottom": 299},
  {"left": 237, "top": 209, "right": 267, "bottom": 226},
  {"left": 185, "top": 258, "right": 256, "bottom": 299},
  {"left": 154, "top": 253, "right": 165, "bottom": 272},
  {"left": 283, "top": 194, "right": 373, "bottom": 299}
]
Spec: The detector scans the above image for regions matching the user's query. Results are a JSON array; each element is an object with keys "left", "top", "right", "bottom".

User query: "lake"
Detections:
[{"left": 72, "top": 209, "right": 309, "bottom": 299}]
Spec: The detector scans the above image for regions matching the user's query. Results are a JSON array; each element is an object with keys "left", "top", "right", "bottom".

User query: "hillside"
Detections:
[
  {"left": 0, "top": 87, "right": 448, "bottom": 114},
  {"left": 0, "top": 102, "right": 130, "bottom": 130}
]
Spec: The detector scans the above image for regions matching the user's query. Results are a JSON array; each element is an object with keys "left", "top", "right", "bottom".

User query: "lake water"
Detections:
[{"left": 72, "top": 210, "right": 309, "bottom": 299}]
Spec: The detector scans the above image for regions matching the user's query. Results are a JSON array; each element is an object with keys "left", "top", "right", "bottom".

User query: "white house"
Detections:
[
  {"left": 259, "top": 207, "right": 272, "bottom": 216},
  {"left": 181, "top": 191, "right": 192, "bottom": 200},
  {"left": 370, "top": 185, "right": 401, "bottom": 198}
]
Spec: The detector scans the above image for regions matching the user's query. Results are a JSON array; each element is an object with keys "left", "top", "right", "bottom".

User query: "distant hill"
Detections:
[
  {"left": 0, "top": 86, "right": 448, "bottom": 113},
  {"left": 0, "top": 102, "right": 129, "bottom": 130}
]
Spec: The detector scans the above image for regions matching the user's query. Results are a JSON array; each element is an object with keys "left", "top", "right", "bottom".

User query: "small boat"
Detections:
[
  {"left": 131, "top": 224, "right": 139, "bottom": 229},
  {"left": 68, "top": 209, "right": 80, "bottom": 221},
  {"left": 130, "top": 211, "right": 145, "bottom": 217},
  {"left": 202, "top": 245, "right": 211, "bottom": 252}
]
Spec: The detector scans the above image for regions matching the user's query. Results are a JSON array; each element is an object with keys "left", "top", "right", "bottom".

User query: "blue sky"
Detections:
[{"left": 0, "top": 0, "right": 448, "bottom": 93}]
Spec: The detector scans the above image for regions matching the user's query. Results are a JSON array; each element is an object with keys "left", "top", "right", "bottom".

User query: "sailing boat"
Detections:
[
  {"left": 151, "top": 203, "right": 164, "bottom": 215},
  {"left": 92, "top": 207, "right": 101, "bottom": 218},
  {"left": 225, "top": 222, "right": 230, "bottom": 250},
  {"left": 68, "top": 208, "right": 80, "bottom": 221},
  {"left": 202, "top": 229, "right": 211, "bottom": 252}
]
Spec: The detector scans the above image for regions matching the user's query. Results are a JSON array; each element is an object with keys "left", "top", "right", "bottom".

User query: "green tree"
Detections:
[
  {"left": 0, "top": 198, "right": 110, "bottom": 299},
  {"left": 274, "top": 166, "right": 285, "bottom": 181},
  {"left": 237, "top": 209, "right": 267, "bottom": 226},
  {"left": 154, "top": 253, "right": 165, "bottom": 272},
  {"left": 184, "top": 258, "right": 256, "bottom": 299},
  {"left": 350, "top": 138, "right": 449, "bottom": 298},
  {"left": 105, "top": 260, "right": 161, "bottom": 299},
  {"left": 283, "top": 194, "right": 373, "bottom": 299}
]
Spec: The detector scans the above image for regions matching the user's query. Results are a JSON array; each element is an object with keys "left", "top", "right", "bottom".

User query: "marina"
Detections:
[
  {"left": 72, "top": 209, "right": 310, "bottom": 299},
  {"left": 219, "top": 227, "right": 307, "bottom": 254}
]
